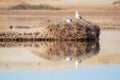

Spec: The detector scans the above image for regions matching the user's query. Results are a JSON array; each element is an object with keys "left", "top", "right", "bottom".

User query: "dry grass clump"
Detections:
[
  {"left": 112, "top": 1, "right": 120, "bottom": 5},
  {"left": 0, "top": 19, "right": 100, "bottom": 41},
  {"left": 8, "top": 3, "right": 61, "bottom": 10},
  {"left": 46, "top": 20, "right": 100, "bottom": 40}
]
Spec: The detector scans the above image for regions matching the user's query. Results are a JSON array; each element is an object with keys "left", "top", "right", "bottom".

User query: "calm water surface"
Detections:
[{"left": 0, "top": 30, "right": 120, "bottom": 80}]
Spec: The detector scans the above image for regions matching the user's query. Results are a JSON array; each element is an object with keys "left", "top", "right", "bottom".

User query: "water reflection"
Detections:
[
  {"left": 32, "top": 41, "right": 100, "bottom": 68},
  {"left": 32, "top": 41, "right": 99, "bottom": 59},
  {"left": 0, "top": 41, "right": 100, "bottom": 69}
]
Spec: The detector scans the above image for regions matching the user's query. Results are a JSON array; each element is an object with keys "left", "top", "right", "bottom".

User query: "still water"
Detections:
[{"left": 0, "top": 30, "right": 120, "bottom": 80}]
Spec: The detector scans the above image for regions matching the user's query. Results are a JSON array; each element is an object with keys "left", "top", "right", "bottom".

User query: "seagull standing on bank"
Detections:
[
  {"left": 66, "top": 18, "right": 72, "bottom": 23},
  {"left": 75, "top": 10, "right": 83, "bottom": 20}
]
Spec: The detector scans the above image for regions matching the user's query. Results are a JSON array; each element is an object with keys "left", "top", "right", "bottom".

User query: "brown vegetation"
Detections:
[
  {"left": 7, "top": 3, "right": 61, "bottom": 10},
  {"left": 113, "top": 0, "right": 120, "bottom": 6},
  {"left": 46, "top": 20, "right": 100, "bottom": 40},
  {"left": 0, "top": 20, "right": 100, "bottom": 41}
]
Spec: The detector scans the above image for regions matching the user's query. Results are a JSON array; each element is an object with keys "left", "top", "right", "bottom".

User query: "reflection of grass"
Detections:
[{"left": 8, "top": 3, "right": 61, "bottom": 10}]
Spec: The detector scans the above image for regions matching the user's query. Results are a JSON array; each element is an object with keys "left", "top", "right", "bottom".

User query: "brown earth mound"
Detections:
[
  {"left": 0, "top": 19, "right": 100, "bottom": 41},
  {"left": 43, "top": 19, "right": 100, "bottom": 40}
]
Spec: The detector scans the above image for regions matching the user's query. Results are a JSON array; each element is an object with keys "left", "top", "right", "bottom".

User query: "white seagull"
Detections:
[
  {"left": 75, "top": 10, "right": 83, "bottom": 20},
  {"left": 66, "top": 18, "right": 72, "bottom": 23}
]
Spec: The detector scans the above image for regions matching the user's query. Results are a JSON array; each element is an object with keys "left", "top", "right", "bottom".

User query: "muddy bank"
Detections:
[{"left": 0, "top": 20, "right": 100, "bottom": 41}]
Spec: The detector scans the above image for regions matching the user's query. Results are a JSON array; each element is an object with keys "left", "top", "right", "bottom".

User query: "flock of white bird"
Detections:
[
  {"left": 66, "top": 10, "right": 84, "bottom": 23},
  {"left": 66, "top": 11, "right": 83, "bottom": 69}
]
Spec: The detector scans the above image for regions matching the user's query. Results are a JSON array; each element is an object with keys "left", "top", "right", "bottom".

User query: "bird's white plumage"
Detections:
[
  {"left": 75, "top": 10, "right": 82, "bottom": 20},
  {"left": 66, "top": 18, "right": 72, "bottom": 23}
]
